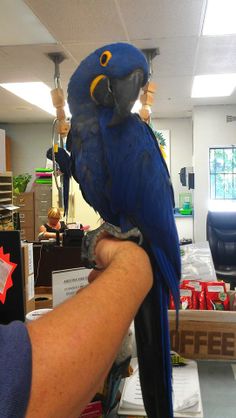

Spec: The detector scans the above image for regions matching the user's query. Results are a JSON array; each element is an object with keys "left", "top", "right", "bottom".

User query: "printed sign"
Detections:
[{"left": 52, "top": 267, "right": 91, "bottom": 307}]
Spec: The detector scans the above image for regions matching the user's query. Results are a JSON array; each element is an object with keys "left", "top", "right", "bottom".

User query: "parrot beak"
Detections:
[
  {"left": 108, "top": 69, "right": 144, "bottom": 126},
  {"left": 90, "top": 75, "right": 114, "bottom": 107}
]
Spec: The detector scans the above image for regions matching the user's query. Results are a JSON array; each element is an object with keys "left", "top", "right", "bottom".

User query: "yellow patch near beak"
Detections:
[{"left": 90, "top": 75, "right": 106, "bottom": 100}]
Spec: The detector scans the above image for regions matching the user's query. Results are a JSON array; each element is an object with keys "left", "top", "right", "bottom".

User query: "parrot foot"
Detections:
[{"left": 81, "top": 222, "right": 143, "bottom": 269}]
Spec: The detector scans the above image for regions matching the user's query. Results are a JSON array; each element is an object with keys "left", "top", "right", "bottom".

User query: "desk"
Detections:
[
  {"left": 109, "top": 360, "right": 236, "bottom": 418},
  {"left": 198, "top": 360, "right": 236, "bottom": 418},
  {"left": 33, "top": 243, "right": 84, "bottom": 287}
]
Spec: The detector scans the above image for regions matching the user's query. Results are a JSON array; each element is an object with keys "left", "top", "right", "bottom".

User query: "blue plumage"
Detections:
[{"left": 68, "top": 42, "right": 181, "bottom": 418}]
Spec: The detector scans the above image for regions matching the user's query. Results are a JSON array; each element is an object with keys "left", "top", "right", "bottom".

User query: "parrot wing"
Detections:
[{"left": 98, "top": 110, "right": 180, "bottom": 417}]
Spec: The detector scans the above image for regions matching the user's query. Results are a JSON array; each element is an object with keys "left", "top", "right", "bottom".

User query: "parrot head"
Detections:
[{"left": 68, "top": 43, "right": 149, "bottom": 126}]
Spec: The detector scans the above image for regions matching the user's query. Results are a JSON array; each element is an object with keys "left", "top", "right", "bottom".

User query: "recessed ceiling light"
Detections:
[
  {"left": 0, "top": 82, "right": 71, "bottom": 117},
  {"left": 203, "top": 0, "right": 236, "bottom": 36},
  {"left": 191, "top": 74, "right": 236, "bottom": 98}
]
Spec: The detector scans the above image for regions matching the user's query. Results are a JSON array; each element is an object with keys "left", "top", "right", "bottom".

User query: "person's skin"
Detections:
[
  {"left": 26, "top": 238, "right": 153, "bottom": 418},
  {"left": 38, "top": 216, "right": 63, "bottom": 240}
]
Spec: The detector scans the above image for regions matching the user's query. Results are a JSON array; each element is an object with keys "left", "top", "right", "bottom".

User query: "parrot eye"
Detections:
[{"left": 100, "top": 50, "right": 112, "bottom": 67}]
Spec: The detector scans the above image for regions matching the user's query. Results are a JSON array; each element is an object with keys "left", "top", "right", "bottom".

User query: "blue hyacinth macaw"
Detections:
[{"left": 67, "top": 43, "right": 181, "bottom": 418}]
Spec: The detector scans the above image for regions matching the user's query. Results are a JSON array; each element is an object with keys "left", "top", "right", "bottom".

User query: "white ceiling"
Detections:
[{"left": 0, "top": 0, "right": 236, "bottom": 123}]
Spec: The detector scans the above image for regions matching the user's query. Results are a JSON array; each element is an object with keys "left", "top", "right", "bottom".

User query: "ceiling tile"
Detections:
[
  {"left": 195, "top": 35, "right": 236, "bottom": 74},
  {"left": 25, "top": 0, "right": 127, "bottom": 43},
  {"left": 155, "top": 76, "right": 193, "bottom": 99},
  {"left": 149, "top": 36, "right": 198, "bottom": 77},
  {"left": 118, "top": 0, "right": 205, "bottom": 39}
]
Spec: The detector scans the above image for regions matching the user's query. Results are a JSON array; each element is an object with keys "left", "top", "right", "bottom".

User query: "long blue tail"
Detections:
[
  {"left": 134, "top": 275, "right": 172, "bottom": 418},
  {"left": 134, "top": 242, "right": 179, "bottom": 418}
]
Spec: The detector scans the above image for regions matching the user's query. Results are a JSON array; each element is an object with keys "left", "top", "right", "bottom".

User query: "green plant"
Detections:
[
  {"left": 13, "top": 173, "right": 32, "bottom": 195},
  {"left": 149, "top": 122, "right": 166, "bottom": 147},
  {"left": 154, "top": 131, "right": 166, "bottom": 147}
]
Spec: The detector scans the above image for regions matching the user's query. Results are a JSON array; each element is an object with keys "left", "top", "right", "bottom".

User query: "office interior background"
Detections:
[{"left": 1, "top": 0, "right": 236, "bottom": 245}]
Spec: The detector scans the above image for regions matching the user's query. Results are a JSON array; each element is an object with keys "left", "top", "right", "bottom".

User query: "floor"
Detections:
[{"left": 198, "top": 360, "right": 236, "bottom": 418}]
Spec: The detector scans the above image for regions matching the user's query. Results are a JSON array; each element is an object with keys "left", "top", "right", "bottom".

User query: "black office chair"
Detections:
[{"left": 206, "top": 211, "right": 236, "bottom": 289}]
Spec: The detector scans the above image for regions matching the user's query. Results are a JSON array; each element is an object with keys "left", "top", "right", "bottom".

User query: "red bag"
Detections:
[
  {"left": 179, "top": 286, "right": 194, "bottom": 310},
  {"left": 181, "top": 280, "right": 206, "bottom": 310},
  {"left": 205, "top": 282, "right": 230, "bottom": 310}
]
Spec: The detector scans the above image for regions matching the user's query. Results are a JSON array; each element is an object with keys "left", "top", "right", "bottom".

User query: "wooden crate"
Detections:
[{"left": 169, "top": 309, "right": 236, "bottom": 360}]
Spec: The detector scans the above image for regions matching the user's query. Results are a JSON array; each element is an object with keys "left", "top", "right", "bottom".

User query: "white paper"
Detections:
[
  {"left": 118, "top": 358, "right": 203, "bottom": 417},
  {"left": 52, "top": 267, "right": 91, "bottom": 307},
  {"left": 27, "top": 273, "right": 35, "bottom": 300},
  {"left": 0, "top": 257, "right": 12, "bottom": 293},
  {"left": 173, "top": 361, "right": 200, "bottom": 413}
]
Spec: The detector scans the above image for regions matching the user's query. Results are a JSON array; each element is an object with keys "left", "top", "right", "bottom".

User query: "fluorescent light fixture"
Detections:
[
  {"left": 0, "top": 82, "right": 71, "bottom": 118},
  {"left": 203, "top": 0, "right": 236, "bottom": 36},
  {"left": 191, "top": 74, "right": 236, "bottom": 98}
]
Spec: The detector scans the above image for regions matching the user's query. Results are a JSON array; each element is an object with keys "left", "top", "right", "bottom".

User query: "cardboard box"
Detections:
[
  {"left": 169, "top": 309, "right": 236, "bottom": 360},
  {"left": 21, "top": 242, "right": 35, "bottom": 314}
]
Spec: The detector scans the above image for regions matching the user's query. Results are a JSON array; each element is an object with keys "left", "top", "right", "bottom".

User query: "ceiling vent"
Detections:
[{"left": 226, "top": 115, "right": 236, "bottom": 122}]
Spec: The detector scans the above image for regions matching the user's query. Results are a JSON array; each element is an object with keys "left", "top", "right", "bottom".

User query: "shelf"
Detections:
[
  {"left": 0, "top": 172, "right": 13, "bottom": 226},
  {"left": 0, "top": 171, "right": 12, "bottom": 177},
  {"left": 0, "top": 213, "right": 12, "bottom": 220}
]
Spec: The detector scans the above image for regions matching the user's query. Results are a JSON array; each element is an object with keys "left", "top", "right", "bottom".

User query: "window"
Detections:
[{"left": 209, "top": 146, "right": 236, "bottom": 200}]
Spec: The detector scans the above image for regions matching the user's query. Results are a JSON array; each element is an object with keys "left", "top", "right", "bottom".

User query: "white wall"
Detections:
[
  {"left": 0, "top": 123, "right": 52, "bottom": 189},
  {"left": 193, "top": 105, "right": 236, "bottom": 242},
  {"left": 153, "top": 118, "right": 193, "bottom": 207}
]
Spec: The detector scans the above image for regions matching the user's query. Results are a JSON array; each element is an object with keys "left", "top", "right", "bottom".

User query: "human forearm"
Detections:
[
  {"left": 39, "top": 231, "right": 63, "bottom": 240},
  {"left": 26, "top": 241, "right": 152, "bottom": 418}
]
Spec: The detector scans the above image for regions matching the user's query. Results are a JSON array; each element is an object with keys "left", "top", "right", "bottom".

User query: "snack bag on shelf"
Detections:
[
  {"left": 205, "top": 281, "right": 230, "bottom": 310},
  {"left": 181, "top": 280, "right": 206, "bottom": 310},
  {"left": 169, "top": 293, "right": 175, "bottom": 310},
  {"left": 179, "top": 286, "right": 194, "bottom": 309}
]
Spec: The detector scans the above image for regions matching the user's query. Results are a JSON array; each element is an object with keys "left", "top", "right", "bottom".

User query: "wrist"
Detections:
[{"left": 105, "top": 242, "right": 153, "bottom": 292}]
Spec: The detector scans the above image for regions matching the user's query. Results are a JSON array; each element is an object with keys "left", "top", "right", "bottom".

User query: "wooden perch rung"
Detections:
[
  {"left": 51, "top": 88, "right": 65, "bottom": 108},
  {"left": 140, "top": 92, "right": 154, "bottom": 106},
  {"left": 142, "top": 81, "right": 157, "bottom": 94}
]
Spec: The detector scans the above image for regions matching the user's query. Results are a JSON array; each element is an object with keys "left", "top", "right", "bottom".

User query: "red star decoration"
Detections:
[{"left": 0, "top": 246, "right": 17, "bottom": 304}]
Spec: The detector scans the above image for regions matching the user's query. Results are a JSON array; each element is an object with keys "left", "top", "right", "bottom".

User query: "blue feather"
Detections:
[{"left": 68, "top": 42, "right": 181, "bottom": 418}]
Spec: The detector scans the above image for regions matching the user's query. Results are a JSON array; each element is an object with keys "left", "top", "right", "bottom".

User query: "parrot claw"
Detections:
[{"left": 81, "top": 222, "right": 143, "bottom": 269}]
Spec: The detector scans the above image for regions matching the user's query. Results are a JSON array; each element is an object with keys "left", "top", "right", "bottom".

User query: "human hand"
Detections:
[{"left": 88, "top": 238, "right": 138, "bottom": 283}]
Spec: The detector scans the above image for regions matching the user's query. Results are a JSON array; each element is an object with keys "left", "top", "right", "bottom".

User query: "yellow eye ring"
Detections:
[{"left": 100, "top": 50, "right": 112, "bottom": 67}]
